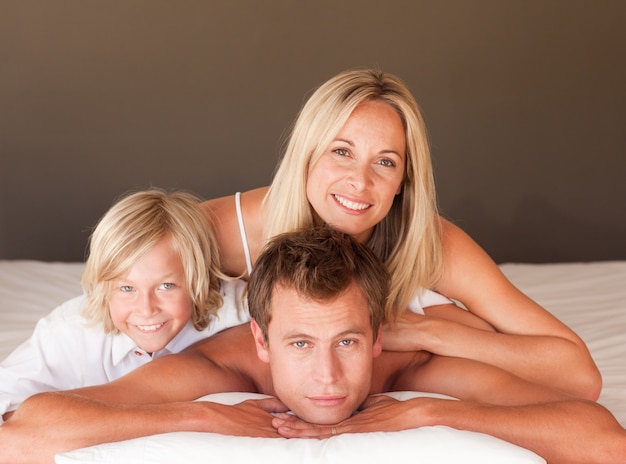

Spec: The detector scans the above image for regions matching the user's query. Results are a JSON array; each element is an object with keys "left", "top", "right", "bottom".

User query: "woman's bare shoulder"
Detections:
[
  {"left": 201, "top": 187, "right": 269, "bottom": 277},
  {"left": 202, "top": 187, "right": 268, "bottom": 219}
]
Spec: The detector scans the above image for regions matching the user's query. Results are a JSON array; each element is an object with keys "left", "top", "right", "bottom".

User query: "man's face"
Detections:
[{"left": 251, "top": 282, "right": 382, "bottom": 425}]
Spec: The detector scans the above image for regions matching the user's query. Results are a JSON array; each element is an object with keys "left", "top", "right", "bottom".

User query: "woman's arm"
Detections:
[{"left": 427, "top": 218, "right": 601, "bottom": 399}]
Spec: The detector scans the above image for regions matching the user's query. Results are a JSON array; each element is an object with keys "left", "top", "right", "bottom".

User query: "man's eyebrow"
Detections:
[
  {"left": 335, "top": 328, "right": 368, "bottom": 338},
  {"left": 282, "top": 328, "right": 368, "bottom": 341}
]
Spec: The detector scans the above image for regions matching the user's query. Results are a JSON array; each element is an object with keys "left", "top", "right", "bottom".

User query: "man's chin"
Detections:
[{"left": 294, "top": 407, "right": 354, "bottom": 425}]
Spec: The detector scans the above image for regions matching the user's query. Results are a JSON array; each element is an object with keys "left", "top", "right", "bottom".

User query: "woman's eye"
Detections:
[
  {"left": 378, "top": 158, "right": 396, "bottom": 167},
  {"left": 120, "top": 285, "right": 133, "bottom": 292},
  {"left": 160, "top": 283, "right": 175, "bottom": 290},
  {"left": 332, "top": 148, "right": 349, "bottom": 156}
]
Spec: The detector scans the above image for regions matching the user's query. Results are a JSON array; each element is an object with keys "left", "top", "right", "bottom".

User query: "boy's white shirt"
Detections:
[
  {"left": 0, "top": 282, "right": 450, "bottom": 422},
  {"left": 0, "top": 279, "right": 249, "bottom": 420}
]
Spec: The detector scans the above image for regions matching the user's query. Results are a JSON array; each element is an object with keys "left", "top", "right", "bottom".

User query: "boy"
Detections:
[{"left": 0, "top": 189, "right": 248, "bottom": 421}]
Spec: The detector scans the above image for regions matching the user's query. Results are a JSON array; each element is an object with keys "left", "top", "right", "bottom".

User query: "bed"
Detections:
[{"left": 1, "top": 259, "right": 625, "bottom": 463}]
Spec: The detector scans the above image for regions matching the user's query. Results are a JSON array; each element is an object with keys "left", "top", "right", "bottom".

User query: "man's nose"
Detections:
[{"left": 312, "top": 349, "right": 342, "bottom": 384}]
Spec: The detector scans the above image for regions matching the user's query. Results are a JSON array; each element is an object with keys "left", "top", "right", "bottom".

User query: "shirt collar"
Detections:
[{"left": 110, "top": 321, "right": 199, "bottom": 365}]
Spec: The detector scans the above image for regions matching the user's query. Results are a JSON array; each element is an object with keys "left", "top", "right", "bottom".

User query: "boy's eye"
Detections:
[
  {"left": 120, "top": 285, "right": 133, "bottom": 292},
  {"left": 159, "top": 282, "right": 175, "bottom": 290}
]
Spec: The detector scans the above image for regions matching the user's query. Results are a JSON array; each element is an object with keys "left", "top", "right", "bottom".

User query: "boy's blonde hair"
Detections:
[
  {"left": 265, "top": 69, "right": 443, "bottom": 321},
  {"left": 81, "top": 188, "right": 227, "bottom": 333}
]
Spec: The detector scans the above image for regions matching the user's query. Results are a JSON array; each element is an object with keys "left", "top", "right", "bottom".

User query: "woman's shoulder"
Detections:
[
  {"left": 202, "top": 187, "right": 268, "bottom": 223},
  {"left": 435, "top": 215, "right": 506, "bottom": 302},
  {"left": 201, "top": 187, "right": 269, "bottom": 277}
]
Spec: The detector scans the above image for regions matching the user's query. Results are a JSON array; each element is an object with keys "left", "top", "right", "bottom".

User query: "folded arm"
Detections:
[
  {"left": 1, "top": 390, "right": 286, "bottom": 464},
  {"left": 0, "top": 324, "right": 280, "bottom": 464},
  {"left": 275, "top": 356, "right": 626, "bottom": 463},
  {"left": 276, "top": 394, "right": 626, "bottom": 464},
  {"left": 386, "top": 218, "right": 602, "bottom": 399}
]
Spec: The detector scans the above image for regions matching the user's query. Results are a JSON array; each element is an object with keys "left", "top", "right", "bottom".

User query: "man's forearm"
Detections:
[
  {"left": 418, "top": 398, "right": 626, "bottom": 464},
  {"left": 0, "top": 391, "right": 283, "bottom": 464},
  {"left": 0, "top": 391, "right": 206, "bottom": 464}
]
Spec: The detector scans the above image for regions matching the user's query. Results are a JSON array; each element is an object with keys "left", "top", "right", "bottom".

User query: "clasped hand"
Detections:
[{"left": 272, "top": 394, "right": 431, "bottom": 439}]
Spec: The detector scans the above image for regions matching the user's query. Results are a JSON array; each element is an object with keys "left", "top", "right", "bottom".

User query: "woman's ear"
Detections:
[{"left": 250, "top": 319, "right": 270, "bottom": 363}]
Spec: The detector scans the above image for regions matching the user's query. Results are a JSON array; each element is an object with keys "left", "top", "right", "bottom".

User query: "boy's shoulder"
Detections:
[
  {"left": 44, "top": 295, "right": 89, "bottom": 324},
  {"left": 38, "top": 295, "right": 106, "bottom": 337}
]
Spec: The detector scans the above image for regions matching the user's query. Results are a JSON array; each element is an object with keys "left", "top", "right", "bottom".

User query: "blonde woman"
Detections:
[
  {"left": 204, "top": 69, "right": 600, "bottom": 399},
  {"left": 1, "top": 188, "right": 248, "bottom": 421}
]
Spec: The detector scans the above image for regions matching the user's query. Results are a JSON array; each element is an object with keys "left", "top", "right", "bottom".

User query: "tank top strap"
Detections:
[{"left": 235, "top": 192, "right": 253, "bottom": 276}]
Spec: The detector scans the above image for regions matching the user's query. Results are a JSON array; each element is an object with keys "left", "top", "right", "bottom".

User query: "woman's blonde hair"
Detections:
[
  {"left": 265, "top": 69, "right": 443, "bottom": 321},
  {"left": 81, "top": 188, "right": 227, "bottom": 333}
]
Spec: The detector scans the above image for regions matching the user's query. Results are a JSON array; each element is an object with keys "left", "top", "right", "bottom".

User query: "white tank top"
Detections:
[{"left": 235, "top": 192, "right": 253, "bottom": 276}]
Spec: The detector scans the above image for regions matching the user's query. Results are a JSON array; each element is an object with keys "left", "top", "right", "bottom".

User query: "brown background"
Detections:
[{"left": 1, "top": 0, "right": 625, "bottom": 263}]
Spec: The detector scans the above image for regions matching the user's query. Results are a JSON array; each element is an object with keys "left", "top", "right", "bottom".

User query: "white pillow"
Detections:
[{"left": 55, "top": 392, "right": 546, "bottom": 464}]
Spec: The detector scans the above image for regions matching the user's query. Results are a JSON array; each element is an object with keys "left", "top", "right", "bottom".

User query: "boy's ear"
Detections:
[
  {"left": 250, "top": 319, "right": 270, "bottom": 363},
  {"left": 372, "top": 325, "right": 383, "bottom": 358}
]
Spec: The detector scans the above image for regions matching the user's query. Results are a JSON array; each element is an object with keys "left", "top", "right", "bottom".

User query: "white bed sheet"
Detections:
[
  {"left": 0, "top": 259, "right": 624, "bottom": 462},
  {"left": 0, "top": 260, "right": 84, "bottom": 361}
]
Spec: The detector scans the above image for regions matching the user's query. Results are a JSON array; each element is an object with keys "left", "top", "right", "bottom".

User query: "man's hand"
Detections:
[
  {"left": 272, "top": 394, "right": 428, "bottom": 438},
  {"left": 0, "top": 394, "right": 291, "bottom": 464},
  {"left": 213, "top": 397, "right": 290, "bottom": 438}
]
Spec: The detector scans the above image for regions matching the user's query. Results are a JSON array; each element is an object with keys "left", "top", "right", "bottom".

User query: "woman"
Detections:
[{"left": 203, "top": 69, "right": 601, "bottom": 399}]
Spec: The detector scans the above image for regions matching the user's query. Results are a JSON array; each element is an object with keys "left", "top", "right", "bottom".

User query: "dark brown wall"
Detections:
[{"left": 2, "top": 0, "right": 625, "bottom": 263}]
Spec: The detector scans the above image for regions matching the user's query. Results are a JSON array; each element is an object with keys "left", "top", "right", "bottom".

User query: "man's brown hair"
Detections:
[{"left": 247, "top": 226, "right": 390, "bottom": 341}]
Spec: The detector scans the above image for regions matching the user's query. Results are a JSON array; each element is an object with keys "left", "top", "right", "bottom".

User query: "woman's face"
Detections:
[{"left": 306, "top": 100, "right": 406, "bottom": 243}]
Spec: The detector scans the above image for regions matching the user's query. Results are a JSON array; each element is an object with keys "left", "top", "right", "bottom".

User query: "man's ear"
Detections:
[
  {"left": 372, "top": 325, "right": 383, "bottom": 358},
  {"left": 250, "top": 319, "right": 270, "bottom": 363}
]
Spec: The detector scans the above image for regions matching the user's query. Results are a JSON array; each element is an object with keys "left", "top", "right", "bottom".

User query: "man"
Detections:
[{"left": 1, "top": 227, "right": 625, "bottom": 464}]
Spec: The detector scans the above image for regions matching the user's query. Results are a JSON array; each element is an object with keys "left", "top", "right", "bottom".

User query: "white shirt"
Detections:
[{"left": 0, "top": 279, "right": 249, "bottom": 420}]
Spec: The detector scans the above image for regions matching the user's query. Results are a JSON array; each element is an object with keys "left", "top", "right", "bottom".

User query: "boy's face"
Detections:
[
  {"left": 251, "top": 281, "right": 382, "bottom": 425},
  {"left": 109, "top": 237, "right": 194, "bottom": 354}
]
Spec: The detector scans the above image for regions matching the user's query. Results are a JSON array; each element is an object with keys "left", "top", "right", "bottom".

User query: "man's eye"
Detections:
[
  {"left": 293, "top": 341, "right": 308, "bottom": 349},
  {"left": 339, "top": 339, "right": 354, "bottom": 347},
  {"left": 120, "top": 286, "right": 133, "bottom": 292}
]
